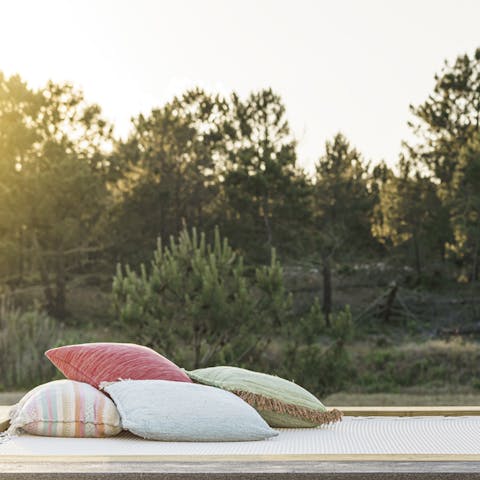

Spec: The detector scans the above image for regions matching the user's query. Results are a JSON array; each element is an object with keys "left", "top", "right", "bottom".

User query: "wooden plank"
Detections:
[
  {"left": 1, "top": 460, "right": 480, "bottom": 479},
  {"left": 1, "top": 454, "right": 480, "bottom": 462},
  {"left": 338, "top": 406, "right": 480, "bottom": 417}
]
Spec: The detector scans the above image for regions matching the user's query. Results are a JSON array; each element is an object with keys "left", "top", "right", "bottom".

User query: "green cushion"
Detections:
[{"left": 187, "top": 366, "right": 342, "bottom": 428}]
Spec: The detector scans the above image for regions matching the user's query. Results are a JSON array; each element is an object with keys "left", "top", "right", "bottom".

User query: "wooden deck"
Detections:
[
  {"left": 1, "top": 406, "right": 479, "bottom": 479},
  {"left": 1, "top": 459, "right": 480, "bottom": 479},
  {"left": 339, "top": 406, "right": 480, "bottom": 417}
]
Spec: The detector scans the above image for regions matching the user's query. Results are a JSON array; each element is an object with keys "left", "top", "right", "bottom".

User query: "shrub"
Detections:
[
  {"left": 113, "top": 226, "right": 355, "bottom": 394},
  {"left": 352, "top": 340, "right": 480, "bottom": 392},
  {"left": 280, "top": 302, "right": 354, "bottom": 396},
  {"left": 113, "top": 227, "right": 292, "bottom": 369},
  {"left": 0, "top": 299, "right": 60, "bottom": 390}
]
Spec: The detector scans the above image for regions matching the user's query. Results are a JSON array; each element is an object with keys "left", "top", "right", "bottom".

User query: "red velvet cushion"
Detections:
[{"left": 45, "top": 343, "right": 192, "bottom": 388}]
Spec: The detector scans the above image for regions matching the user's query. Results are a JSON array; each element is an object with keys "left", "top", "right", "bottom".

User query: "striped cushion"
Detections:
[
  {"left": 9, "top": 380, "right": 122, "bottom": 437},
  {"left": 45, "top": 343, "right": 192, "bottom": 388}
]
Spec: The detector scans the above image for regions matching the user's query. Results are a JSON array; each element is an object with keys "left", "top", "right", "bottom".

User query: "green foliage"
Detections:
[
  {"left": 312, "top": 133, "right": 375, "bottom": 326},
  {"left": 113, "top": 225, "right": 354, "bottom": 395},
  {"left": 314, "top": 133, "right": 375, "bottom": 255},
  {"left": 0, "top": 300, "right": 60, "bottom": 390},
  {"left": 355, "top": 340, "right": 480, "bottom": 393},
  {"left": 110, "top": 88, "right": 313, "bottom": 264},
  {"left": 447, "top": 133, "right": 480, "bottom": 280},
  {"left": 109, "top": 89, "right": 227, "bottom": 263},
  {"left": 113, "top": 226, "right": 292, "bottom": 368},
  {"left": 281, "top": 302, "right": 354, "bottom": 396},
  {"left": 408, "top": 48, "right": 480, "bottom": 185},
  {"left": 223, "top": 89, "right": 312, "bottom": 260},
  {"left": 2, "top": 48, "right": 480, "bottom": 395},
  {"left": 372, "top": 159, "right": 448, "bottom": 276},
  {"left": 285, "top": 343, "right": 353, "bottom": 398},
  {"left": 0, "top": 75, "right": 112, "bottom": 319},
  {"left": 405, "top": 48, "right": 480, "bottom": 279}
]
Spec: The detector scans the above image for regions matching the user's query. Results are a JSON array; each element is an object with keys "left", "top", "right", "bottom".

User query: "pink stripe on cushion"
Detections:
[
  {"left": 13, "top": 380, "right": 122, "bottom": 438},
  {"left": 73, "top": 382, "right": 80, "bottom": 437},
  {"left": 47, "top": 387, "right": 53, "bottom": 436},
  {"left": 96, "top": 391, "right": 105, "bottom": 437}
]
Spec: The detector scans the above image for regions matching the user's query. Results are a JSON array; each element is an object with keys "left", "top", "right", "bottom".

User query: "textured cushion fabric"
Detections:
[
  {"left": 45, "top": 342, "right": 191, "bottom": 388},
  {"left": 8, "top": 380, "right": 122, "bottom": 437},
  {"left": 102, "top": 379, "right": 278, "bottom": 442},
  {"left": 187, "top": 366, "right": 342, "bottom": 428}
]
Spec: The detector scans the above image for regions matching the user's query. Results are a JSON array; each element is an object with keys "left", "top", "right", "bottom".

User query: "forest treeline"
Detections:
[{"left": 0, "top": 47, "right": 479, "bottom": 323}]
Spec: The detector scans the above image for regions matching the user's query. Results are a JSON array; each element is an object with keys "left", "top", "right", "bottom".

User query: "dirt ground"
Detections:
[
  {"left": 324, "top": 392, "right": 480, "bottom": 406},
  {"left": 0, "top": 392, "right": 25, "bottom": 405},
  {"left": 2, "top": 391, "right": 480, "bottom": 407}
]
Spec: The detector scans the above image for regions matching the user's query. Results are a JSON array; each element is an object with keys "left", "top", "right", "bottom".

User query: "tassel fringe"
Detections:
[
  {"left": 232, "top": 390, "right": 343, "bottom": 426},
  {"left": 0, "top": 418, "right": 22, "bottom": 445},
  {"left": 0, "top": 431, "right": 11, "bottom": 444}
]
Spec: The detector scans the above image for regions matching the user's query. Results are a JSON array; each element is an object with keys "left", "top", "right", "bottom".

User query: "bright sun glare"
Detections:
[{"left": 1, "top": 0, "right": 480, "bottom": 170}]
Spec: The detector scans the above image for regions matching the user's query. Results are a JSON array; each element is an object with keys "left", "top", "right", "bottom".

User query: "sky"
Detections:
[{"left": 1, "top": 0, "right": 479, "bottom": 172}]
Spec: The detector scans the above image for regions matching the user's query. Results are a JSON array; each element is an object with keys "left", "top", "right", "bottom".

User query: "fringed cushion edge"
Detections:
[
  {"left": 0, "top": 416, "right": 25, "bottom": 444},
  {"left": 232, "top": 389, "right": 343, "bottom": 426}
]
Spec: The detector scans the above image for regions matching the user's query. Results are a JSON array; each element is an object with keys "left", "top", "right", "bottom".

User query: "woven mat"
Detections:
[{"left": 1, "top": 416, "right": 479, "bottom": 456}]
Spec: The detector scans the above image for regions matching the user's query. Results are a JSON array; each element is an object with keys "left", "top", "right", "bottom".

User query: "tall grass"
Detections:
[
  {"left": 351, "top": 339, "right": 480, "bottom": 393},
  {"left": 0, "top": 298, "right": 60, "bottom": 390}
]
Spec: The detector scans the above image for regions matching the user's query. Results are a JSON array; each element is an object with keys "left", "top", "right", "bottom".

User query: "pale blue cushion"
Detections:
[{"left": 102, "top": 379, "right": 278, "bottom": 442}]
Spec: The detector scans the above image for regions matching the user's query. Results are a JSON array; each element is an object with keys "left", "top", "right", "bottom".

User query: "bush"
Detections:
[
  {"left": 0, "top": 300, "right": 61, "bottom": 390},
  {"left": 113, "top": 227, "right": 292, "bottom": 369},
  {"left": 352, "top": 340, "right": 480, "bottom": 392},
  {"left": 280, "top": 302, "right": 354, "bottom": 396},
  {"left": 113, "top": 226, "right": 355, "bottom": 395}
]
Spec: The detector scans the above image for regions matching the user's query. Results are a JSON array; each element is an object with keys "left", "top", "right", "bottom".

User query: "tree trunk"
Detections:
[
  {"left": 322, "top": 255, "right": 332, "bottom": 328},
  {"left": 383, "top": 282, "right": 398, "bottom": 324}
]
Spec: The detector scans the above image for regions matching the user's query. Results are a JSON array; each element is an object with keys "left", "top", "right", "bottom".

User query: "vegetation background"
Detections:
[{"left": 1, "top": 47, "right": 480, "bottom": 405}]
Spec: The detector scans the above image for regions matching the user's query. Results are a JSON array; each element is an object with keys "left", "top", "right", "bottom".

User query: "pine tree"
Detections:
[
  {"left": 407, "top": 48, "right": 480, "bottom": 275},
  {"left": 223, "top": 89, "right": 312, "bottom": 260},
  {"left": 372, "top": 157, "right": 446, "bottom": 277},
  {"left": 313, "top": 133, "right": 375, "bottom": 323},
  {"left": 408, "top": 48, "right": 480, "bottom": 185},
  {"left": 314, "top": 133, "right": 374, "bottom": 253},
  {"left": 448, "top": 133, "right": 480, "bottom": 280},
  {"left": 110, "top": 89, "right": 228, "bottom": 263},
  {"left": 112, "top": 226, "right": 292, "bottom": 368}
]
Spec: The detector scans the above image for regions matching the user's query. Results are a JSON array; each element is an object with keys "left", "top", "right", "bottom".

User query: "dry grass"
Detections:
[
  {"left": 0, "top": 304, "right": 61, "bottom": 389},
  {"left": 324, "top": 391, "right": 480, "bottom": 406},
  {"left": 0, "top": 392, "right": 26, "bottom": 404},
  {"left": 348, "top": 338, "right": 480, "bottom": 394},
  {"left": 3, "top": 391, "right": 480, "bottom": 408}
]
